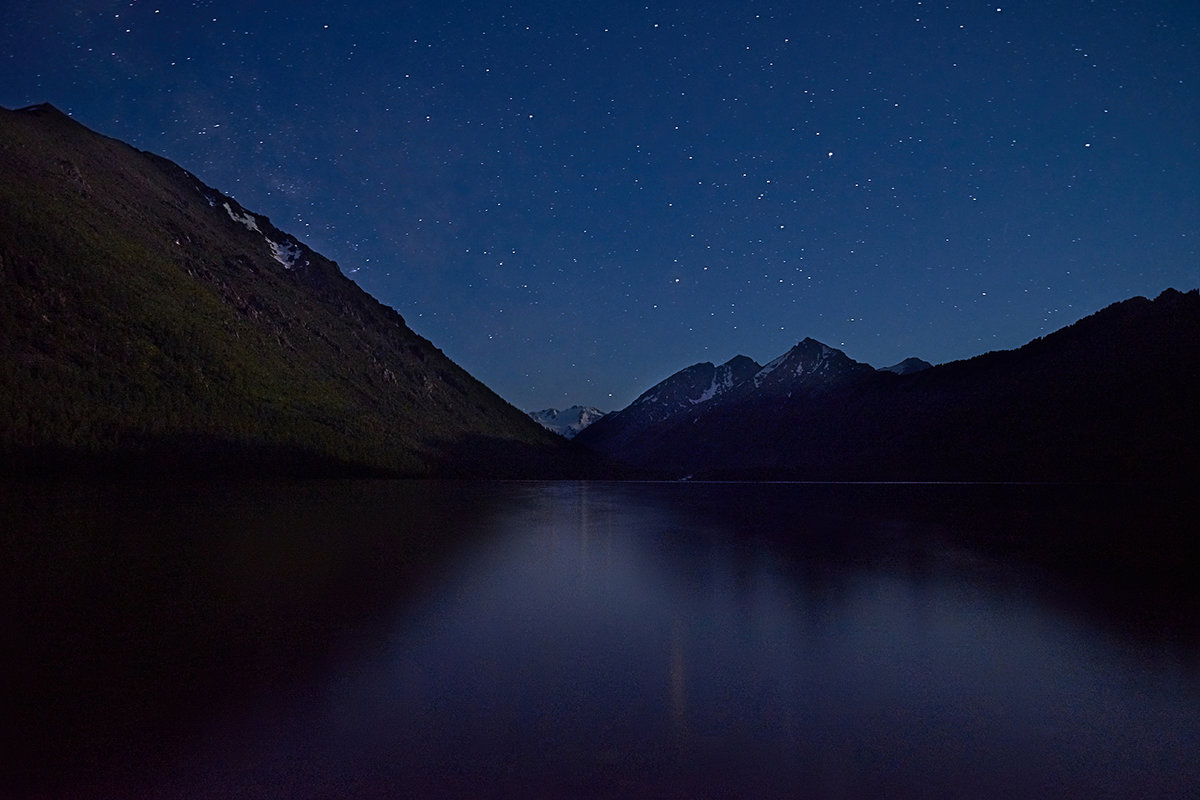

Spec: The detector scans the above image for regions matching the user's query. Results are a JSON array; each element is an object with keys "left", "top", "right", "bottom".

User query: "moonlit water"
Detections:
[{"left": 7, "top": 481, "right": 1199, "bottom": 798}]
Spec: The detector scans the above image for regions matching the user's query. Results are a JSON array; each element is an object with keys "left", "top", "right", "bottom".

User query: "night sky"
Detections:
[{"left": 3, "top": 2, "right": 1197, "bottom": 411}]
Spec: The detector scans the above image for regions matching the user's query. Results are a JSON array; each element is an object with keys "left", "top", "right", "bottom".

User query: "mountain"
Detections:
[
  {"left": 577, "top": 355, "right": 761, "bottom": 456},
  {"left": 576, "top": 342, "right": 878, "bottom": 465},
  {"left": 880, "top": 357, "right": 933, "bottom": 375},
  {"left": 527, "top": 406, "right": 606, "bottom": 439},
  {"left": 746, "top": 337, "right": 876, "bottom": 399},
  {"left": 577, "top": 290, "right": 1200, "bottom": 483},
  {"left": 0, "top": 103, "right": 594, "bottom": 478}
]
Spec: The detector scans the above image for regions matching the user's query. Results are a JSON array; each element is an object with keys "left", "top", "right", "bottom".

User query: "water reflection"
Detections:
[{"left": 5, "top": 481, "right": 1198, "bottom": 798}]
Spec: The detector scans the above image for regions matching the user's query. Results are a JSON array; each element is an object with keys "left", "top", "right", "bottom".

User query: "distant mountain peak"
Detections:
[
  {"left": 880, "top": 357, "right": 933, "bottom": 375},
  {"left": 627, "top": 355, "right": 762, "bottom": 415},
  {"left": 577, "top": 289, "right": 1200, "bottom": 482},
  {"left": 573, "top": 354, "right": 762, "bottom": 451},
  {"left": 698, "top": 355, "right": 762, "bottom": 403},
  {"left": 723, "top": 354, "right": 760, "bottom": 370},
  {"left": 527, "top": 406, "right": 607, "bottom": 439},
  {"left": 752, "top": 338, "right": 873, "bottom": 392}
]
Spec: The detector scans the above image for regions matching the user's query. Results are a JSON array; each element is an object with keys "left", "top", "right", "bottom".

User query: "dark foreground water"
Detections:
[{"left": 4, "top": 480, "right": 1199, "bottom": 798}]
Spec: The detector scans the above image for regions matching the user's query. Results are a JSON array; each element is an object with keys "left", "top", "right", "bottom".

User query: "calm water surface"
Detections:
[{"left": 6, "top": 480, "right": 1199, "bottom": 798}]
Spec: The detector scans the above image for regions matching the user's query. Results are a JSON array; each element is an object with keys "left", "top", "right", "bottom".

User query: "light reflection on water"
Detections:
[{"left": 7, "top": 481, "right": 1199, "bottom": 798}]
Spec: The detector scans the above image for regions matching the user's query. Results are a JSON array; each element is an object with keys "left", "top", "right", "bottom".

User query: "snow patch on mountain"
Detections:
[
  {"left": 217, "top": 196, "right": 308, "bottom": 270},
  {"left": 621, "top": 356, "right": 762, "bottom": 425},
  {"left": 268, "top": 237, "right": 306, "bottom": 270},
  {"left": 528, "top": 406, "right": 607, "bottom": 438},
  {"left": 694, "top": 378, "right": 721, "bottom": 404},
  {"left": 223, "top": 201, "right": 261, "bottom": 233},
  {"left": 695, "top": 358, "right": 748, "bottom": 403},
  {"left": 693, "top": 367, "right": 731, "bottom": 404},
  {"left": 753, "top": 354, "right": 786, "bottom": 385}
]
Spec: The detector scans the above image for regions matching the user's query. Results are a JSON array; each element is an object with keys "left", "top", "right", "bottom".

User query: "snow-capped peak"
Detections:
[
  {"left": 751, "top": 338, "right": 874, "bottom": 394},
  {"left": 528, "top": 405, "right": 607, "bottom": 438},
  {"left": 754, "top": 338, "right": 835, "bottom": 386}
]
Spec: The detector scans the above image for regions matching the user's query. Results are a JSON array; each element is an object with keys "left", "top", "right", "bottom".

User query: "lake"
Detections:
[{"left": 5, "top": 480, "right": 1198, "bottom": 798}]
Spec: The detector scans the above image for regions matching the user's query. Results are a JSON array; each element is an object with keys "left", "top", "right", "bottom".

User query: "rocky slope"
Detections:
[{"left": 0, "top": 104, "right": 589, "bottom": 478}]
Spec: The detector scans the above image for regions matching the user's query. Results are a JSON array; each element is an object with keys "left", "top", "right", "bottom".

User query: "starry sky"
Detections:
[{"left": 3, "top": 1, "right": 1197, "bottom": 411}]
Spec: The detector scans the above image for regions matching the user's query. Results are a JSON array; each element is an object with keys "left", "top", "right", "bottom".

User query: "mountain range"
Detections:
[
  {"left": 0, "top": 103, "right": 595, "bottom": 478},
  {"left": 3, "top": 102, "right": 1196, "bottom": 484},
  {"left": 527, "top": 406, "right": 607, "bottom": 439},
  {"left": 577, "top": 290, "right": 1200, "bottom": 483}
]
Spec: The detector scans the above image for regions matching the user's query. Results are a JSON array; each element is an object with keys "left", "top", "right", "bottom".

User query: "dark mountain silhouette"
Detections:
[
  {"left": 577, "top": 289, "right": 1200, "bottom": 483},
  {"left": 740, "top": 337, "right": 876, "bottom": 400},
  {"left": 880, "top": 357, "right": 933, "bottom": 375},
  {"left": 0, "top": 103, "right": 594, "bottom": 478},
  {"left": 578, "top": 354, "right": 761, "bottom": 457}
]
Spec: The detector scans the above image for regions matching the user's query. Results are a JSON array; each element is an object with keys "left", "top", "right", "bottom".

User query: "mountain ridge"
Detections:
[
  {"left": 527, "top": 405, "right": 606, "bottom": 439},
  {"left": 5, "top": 103, "right": 1194, "bottom": 483},
  {"left": 0, "top": 102, "right": 596, "bottom": 478},
  {"left": 576, "top": 354, "right": 762, "bottom": 457},
  {"left": 747, "top": 337, "right": 877, "bottom": 397},
  {"left": 576, "top": 289, "right": 1200, "bottom": 483}
]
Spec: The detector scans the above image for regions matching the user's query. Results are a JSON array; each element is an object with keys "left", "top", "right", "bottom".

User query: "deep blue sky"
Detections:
[{"left": 4, "top": 1, "right": 1197, "bottom": 410}]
